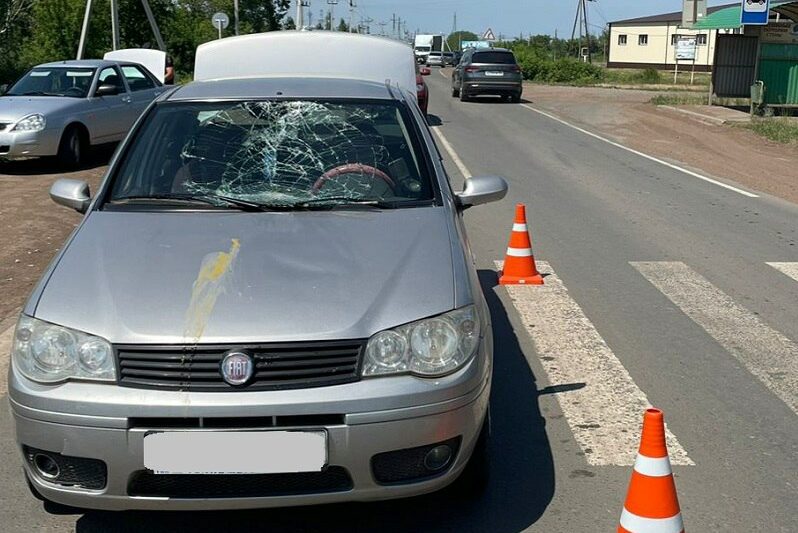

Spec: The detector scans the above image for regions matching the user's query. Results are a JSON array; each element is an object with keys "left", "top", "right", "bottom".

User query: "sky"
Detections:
[{"left": 297, "top": 1, "right": 734, "bottom": 39}]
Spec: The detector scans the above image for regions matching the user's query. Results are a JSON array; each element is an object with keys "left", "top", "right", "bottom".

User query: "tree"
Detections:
[
  {"left": 447, "top": 31, "right": 478, "bottom": 51},
  {"left": 336, "top": 17, "right": 348, "bottom": 32},
  {"left": 283, "top": 16, "right": 295, "bottom": 30}
]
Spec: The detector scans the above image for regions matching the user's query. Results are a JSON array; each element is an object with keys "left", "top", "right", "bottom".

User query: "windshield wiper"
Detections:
[
  {"left": 293, "top": 197, "right": 401, "bottom": 209},
  {"left": 109, "top": 194, "right": 274, "bottom": 211}
]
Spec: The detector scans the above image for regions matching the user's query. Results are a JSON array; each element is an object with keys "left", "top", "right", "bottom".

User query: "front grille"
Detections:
[
  {"left": 128, "top": 467, "right": 353, "bottom": 498},
  {"left": 24, "top": 446, "right": 107, "bottom": 490},
  {"left": 128, "top": 414, "right": 345, "bottom": 429},
  {"left": 115, "top": 340, "right": 364, "bottom": 391}
]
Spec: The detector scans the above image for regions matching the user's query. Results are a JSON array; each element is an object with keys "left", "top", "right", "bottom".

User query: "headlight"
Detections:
[
  {"left": 12, "top": 114, "right": 46, "bottom": 132},
  {"left": 12, "top": 315, "right": 116, "bottom": 383},
  {"left": 363, "top": 306, "right": 481, "bottom": 378}
]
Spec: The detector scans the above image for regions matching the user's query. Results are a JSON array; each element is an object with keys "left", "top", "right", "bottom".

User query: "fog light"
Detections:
[
  {"left": 33, "top": 453, "right": 60, "bottom": 479},
  {"left": 423, "top": 445, "right": 453, "bottom": 471}
]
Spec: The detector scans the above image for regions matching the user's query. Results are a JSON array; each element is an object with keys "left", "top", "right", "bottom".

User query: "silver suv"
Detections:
[{"left": 8, "top": 37, "right": 508, "bottom": 511}]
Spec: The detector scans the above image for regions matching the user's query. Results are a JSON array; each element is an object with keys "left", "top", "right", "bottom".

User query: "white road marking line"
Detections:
[
  {"left": 520, "top": 103, "right": 760, "bottom": 198},
  {"left": 439, "top": 69, "right": 449, "bottom": 79},
  {"left": 632, "top": 261, "right": 798, "bottom": 415},
  {"left": 0, "top": 325, "right": 14, "bottom": 396},
  {"left": 496, "top": 260, "right": 693, "bottom": 466},
  {"left": 767, "top": 262, "right": 798, "bottom": 283},
  {"left": 430, "top": 126, "right": 472, "bottom": 179}
]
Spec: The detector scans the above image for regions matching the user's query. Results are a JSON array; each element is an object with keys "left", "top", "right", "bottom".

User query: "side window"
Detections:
[
  {"left": 618, "top": 35, "right": 627, "bottom": 46},
  {"left": 98, "top": 67, "right": 126, "bottom": 93},
  {"left": 121, "top": 66, "right": 156, "bottom": 92},
  {"left": 639, "top": 34, "right": 649, "bottom": 46}
]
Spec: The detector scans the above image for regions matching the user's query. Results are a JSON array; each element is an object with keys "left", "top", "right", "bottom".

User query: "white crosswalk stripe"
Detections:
[
  {"left": 632, "top": 261, "right": 798, "bottom": 416},
  {"left": 496, "top": 260, "right": 693, "bottom": 466},
  {"left": 767, "top": 262, "right": 798, "bottom": 284}
]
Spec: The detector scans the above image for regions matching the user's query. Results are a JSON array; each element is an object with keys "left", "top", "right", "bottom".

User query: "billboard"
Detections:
[{"left": 675, "top": 36, "right": 698, "bottom": 61}]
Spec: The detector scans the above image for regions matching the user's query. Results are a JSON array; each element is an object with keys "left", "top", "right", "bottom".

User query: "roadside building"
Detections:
[{"left": 608, "top": 4, "right": 739, "bottom": 71}]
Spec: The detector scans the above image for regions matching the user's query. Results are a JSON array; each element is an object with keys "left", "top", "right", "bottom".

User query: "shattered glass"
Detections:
[{"left": 111, "top": 100, "right": 433, "bottom": 207}]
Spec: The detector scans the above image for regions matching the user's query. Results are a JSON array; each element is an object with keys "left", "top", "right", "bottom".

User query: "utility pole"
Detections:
[
  {"left": 296, "top": 0, "right": 303, "bottom": 30},
  {"left": 363, "top": 16, "right": 373, "bottom": 34},
  {"left": 327, "top": 0, "right": 338, "bottom": 30},
  {"left": 233, "top": 0, "right": 239, "bottom": 35},
  {"left": 348, "top": 0, "right": 355, "bottom": 32},
  {"left": 571, "top": 0, "right": 593, "bottom": 63},
  {"left": 110, "top": 0, "right": 120, "bottom": 50}
]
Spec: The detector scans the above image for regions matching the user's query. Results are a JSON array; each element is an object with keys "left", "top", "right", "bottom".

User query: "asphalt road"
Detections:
[{"left": 1, "top": 73, "right": 797, "bottom": 531}]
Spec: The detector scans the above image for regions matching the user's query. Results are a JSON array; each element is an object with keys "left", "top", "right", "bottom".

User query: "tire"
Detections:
[
  {"left": 459, "top": 90, "right": 469, "bottom": 102},
  {"left": 511, "top": 93, "right": 522, "bottom": 103},
  {"left": 455, "top": 408, "right": 490, "bottom": 495},
  {"left": 452, "top": 85, "right": 460, "bottom": 98},
  {"left": 57, "top": 125, "right": 86, "bottom": 169}
]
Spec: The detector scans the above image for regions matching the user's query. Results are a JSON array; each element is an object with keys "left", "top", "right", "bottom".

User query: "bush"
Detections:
[
  {"left": 638, "top": 68, "right": 662, "bottom": 84},
  {"left": 517, "top": 55, "right": 603, "bottom": 84}
]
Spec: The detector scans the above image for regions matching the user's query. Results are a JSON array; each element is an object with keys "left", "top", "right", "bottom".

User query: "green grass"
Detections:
[
  {"left": 744, "top": 119, "right": 798, "bottom": 144},
  {"left": 601, "top": 68, "right": 710, "bottom": 87}
]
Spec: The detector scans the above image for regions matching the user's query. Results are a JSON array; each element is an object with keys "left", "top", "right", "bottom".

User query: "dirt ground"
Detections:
[
  {"left": 521, "top": 84, "right": 798, "bottom": 204},
  {"left": 0, "top": 151, "right": 109, "bottom": 324}
]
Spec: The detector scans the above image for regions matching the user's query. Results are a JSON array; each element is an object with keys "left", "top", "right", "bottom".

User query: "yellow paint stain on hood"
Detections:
[{"left": 184, "top": 239, "right": 241, "bottom": 342}]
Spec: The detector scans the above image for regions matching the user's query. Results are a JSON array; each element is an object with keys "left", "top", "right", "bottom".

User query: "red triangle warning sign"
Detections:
[{"left": 482, "top": 28, "right": 496, "bottom": 40}]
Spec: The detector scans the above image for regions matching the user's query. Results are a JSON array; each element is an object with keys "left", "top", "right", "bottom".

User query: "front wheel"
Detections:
[
  {"left": 57, "top": 126, "right": 86, "bottom": 169},
  {"left": 459, "top": 90, "right": 469, "bottom": 102},
  {"left": 452, "top": 84, "right": 460, "bottom": 98}
]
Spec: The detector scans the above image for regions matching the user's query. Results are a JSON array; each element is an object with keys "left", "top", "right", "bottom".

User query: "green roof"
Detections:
[{"left": 693, "top": 0, "right": 798, "bottom": 30}]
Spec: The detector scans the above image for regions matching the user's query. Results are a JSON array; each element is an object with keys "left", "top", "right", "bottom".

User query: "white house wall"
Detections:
[{"left": 608, "top": 22, "right": 725, "bottom": 70}]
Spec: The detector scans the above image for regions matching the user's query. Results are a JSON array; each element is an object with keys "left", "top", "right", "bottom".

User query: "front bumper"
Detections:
[
  {"left": 12, "top": 384, "right": 488, "bottom": 510},
  {"left": 10, "top": 347, "right": 491, "bottom": 510},
  {"left": 0, "top": 128, "right": 61, "bottom": 159}
]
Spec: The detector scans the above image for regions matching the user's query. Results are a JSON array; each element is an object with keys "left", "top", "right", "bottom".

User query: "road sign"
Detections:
[
  {"left": 675, "top": 36, "right": 697, "bottom": 61},
  {"left": 482, "top": 28, "right": 496, "bottom": 41},
  {"left": 212, "top": 12, "right": 229, "bottom": 39},
  {"left": 741, "top": 0, "right": 770, "bottom": 26},
  {"left": 212, "top": 11, "right": 230, "bottom": 29}
]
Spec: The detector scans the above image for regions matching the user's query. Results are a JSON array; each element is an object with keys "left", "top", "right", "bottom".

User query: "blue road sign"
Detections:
[{"left": 741, "top": 0, "right": 770, "bottom": 25}]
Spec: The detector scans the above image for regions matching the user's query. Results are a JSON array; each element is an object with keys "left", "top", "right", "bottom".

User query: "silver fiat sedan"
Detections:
[{"left": 8, "top": 40, "right": 507, "bottom": 512}]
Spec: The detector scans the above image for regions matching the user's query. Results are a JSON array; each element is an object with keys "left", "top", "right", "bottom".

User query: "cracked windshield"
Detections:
[{"left": 109, "top": 100, "right": 434, "bottom": 208}]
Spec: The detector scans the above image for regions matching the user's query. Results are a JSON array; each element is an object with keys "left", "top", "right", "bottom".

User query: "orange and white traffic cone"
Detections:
[
  {"left": 499, "top": 203, "right": 544, "bottom": 285},
  {"left": 618, "top": 408, "right": 684, "bottom": 533}
]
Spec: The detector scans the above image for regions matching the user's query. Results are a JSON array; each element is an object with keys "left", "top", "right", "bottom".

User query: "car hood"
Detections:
[
  {"left": 0, "top": 96, "right": 81, "bottom": 121},
  {"left": 34, "top": 208, "right": 457, "bottom": 344}
]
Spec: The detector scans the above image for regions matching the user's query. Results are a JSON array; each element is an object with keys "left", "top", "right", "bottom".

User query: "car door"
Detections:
[
  {"left": 120, "top": 65, "right": 164, "bottom": 128},
  {"left": 92, "top": 66, "right": 131, "bottom": 142}
]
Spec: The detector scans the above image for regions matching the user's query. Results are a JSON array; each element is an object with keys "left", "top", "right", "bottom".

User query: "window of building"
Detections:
[
  {"left": 696, "top": 34, "right": 708, "bottom": 46},
  {"left": 671, "top": 34, "right": 680, "bottom": 45},
  {"left": 618, "top": 34, "right": 627, "bottom": 46},
  {"left": 639, "top": 34, "right": 649, "bottom": 46}
]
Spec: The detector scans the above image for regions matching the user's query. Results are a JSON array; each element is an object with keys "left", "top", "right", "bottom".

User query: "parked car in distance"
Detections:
[
  {"left": 451, "top": 48, "right": 522, "bottom": 103},
  {"left": 10, "top": 31, "right": 508, "bottom": 512},
  {"left": 0, "top": 59, "right": 164, "bottom": 167},
  {"left": 417, "top": 65, "right": 431, "bottom": 115},
  {"left": 443, "top": 52, "right": 456, "bottom": 66},
  {"left": 427, "top": 51, "right": 445, "bottom": 67}
]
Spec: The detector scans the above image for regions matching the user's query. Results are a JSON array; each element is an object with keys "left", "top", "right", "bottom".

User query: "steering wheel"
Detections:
[
  {"left": 63, "top": 87, "right": 86, "bottom": 97},
  {"left": 312, "top": 163, "right": 396, "bottom": 193}
]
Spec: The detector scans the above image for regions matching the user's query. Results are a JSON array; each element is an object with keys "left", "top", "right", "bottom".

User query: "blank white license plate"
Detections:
[
  {"left": 143, "top": 431, "right": 327, "bottom": 474},
  {"left": 485, "top": 71, "right": 504, "bottom": 77}
]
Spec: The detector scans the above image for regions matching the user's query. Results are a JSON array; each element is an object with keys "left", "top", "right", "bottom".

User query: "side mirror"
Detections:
[
  {"left": 0, "top": 84, "right": 8, "bottom": 95},
  {"left": 95, "top": 83, "right": 119, "bottom": 97},
  {"left": 50, "top": 178, "right": 91, "bottom": 213},
  {"left": 455, "top": 176, "right": 508, "bottom": 209},
  {"left": 420, "top": 67, "right": 431, "bottom": 76}
]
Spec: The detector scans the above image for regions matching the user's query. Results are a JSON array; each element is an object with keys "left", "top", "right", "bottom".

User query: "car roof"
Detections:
[
  {"left": 166, "top": 77, "right": 398, "bottom": 102},
  {"left": 472, "top": 48, "right": 512, "bottom": 53},
  {"left": 36, "top": 59, "right": 136, "bottom": 69}
]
